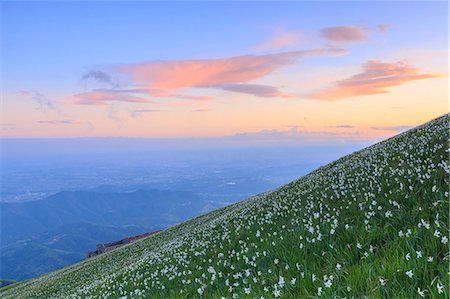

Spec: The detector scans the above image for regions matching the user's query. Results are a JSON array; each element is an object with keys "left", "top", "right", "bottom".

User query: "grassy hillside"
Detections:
[{"left": 1, "top": 114, "right": 448, "bottom": 298}]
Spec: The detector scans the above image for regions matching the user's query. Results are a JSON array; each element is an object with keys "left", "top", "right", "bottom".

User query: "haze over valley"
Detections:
[{"left": 1, "top": 138, "right": 367, "bottom": 280}]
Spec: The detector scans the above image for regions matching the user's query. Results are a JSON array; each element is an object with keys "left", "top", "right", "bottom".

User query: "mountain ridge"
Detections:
[{"left": 0, "top": 189, "right": 206, "bottom": 244}]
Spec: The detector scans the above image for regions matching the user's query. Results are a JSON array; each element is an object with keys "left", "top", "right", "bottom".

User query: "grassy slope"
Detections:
[{"left": 1, "top": 114, "right": 448, "bottom": 298}]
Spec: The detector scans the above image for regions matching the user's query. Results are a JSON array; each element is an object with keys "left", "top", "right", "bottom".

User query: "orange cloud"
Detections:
[
  {"left": 70, "top": 91, "right": 151, "bottom": 106},
  {"left": 308, "top": 60, "right": 441, "bottom": 100},
  {"left": 116, "top": 47, "right": 347, "bottom": 97}
]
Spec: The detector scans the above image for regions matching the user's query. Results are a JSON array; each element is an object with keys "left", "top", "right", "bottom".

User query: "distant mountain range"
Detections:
[{"left": 0, "top": 189, "right": 212, "bottom": 280}]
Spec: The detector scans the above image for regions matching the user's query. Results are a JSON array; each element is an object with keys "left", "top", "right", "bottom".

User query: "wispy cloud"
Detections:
[
  {"left": 37, "top": 120, "right": 78, "bottom": 124},
  {"left": 307, "top": 60, "right": 441, "bottom": 100},
  {"left": 70, "top": 91, "right": 151, "bottom": 106},
  {"left": 108, "top": 105, "right": 122, "bottom": 127},
  {"left": 18, "top": 90, "right": 60, "bottom": 112},
  {"left": 192, "top": 108, "right": 209, "bottom": 113},
  {"left": 256, "top": 30, "right": 301, "bottom": 51},
  {"left": 332, "top": 125, "right": 355, "bottom": 128},
  {"left": 228, "top": 127, "right": 362, "bottom": 143},
  {"left": 172, "top": 94, "right": 214, "bottom": 101},
  {"left": 320, "top": 24, "right": 389, "bottom": 44},
  {"left": 1, "top": 123, "right": 15, "bottom": 131},
  {"left": 90, "top": 88, "right": 214, "bottom": 102},
  {"left": 220, "top": 83, "right": 293, "bottom": 98},
  {"left": 370, "top": 125, "right": 413, "bottom": 132},
  {"left": 321, "top": 26, "right": 369, "bottom": 43},
  {"left": 377, "top": 24, "right": 391, "bottom": 34},
  {"left": 130, "top": 109, "right": 165, "bottom": 118},
  {"left": 17, "top": 90, "right": 32, "bottom": 96},
  {"left": 81, "top": 70, "right": 119, "bottom": 88}
]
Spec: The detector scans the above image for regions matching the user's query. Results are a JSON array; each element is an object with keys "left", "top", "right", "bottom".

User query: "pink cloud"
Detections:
[
  {"left": 71, "top": 46, "right": 346, "bottom": 105},
  {"left": 116, "top": 47, "right": 347, "bottom": 97},
  {"left": 321, "top": 26, "right": 369, "bottom": 43},
  {"left": 308, "top": 60, "right": 441, "bottom": 100},
  {"left": 192, "top": 108, "right": 209, "bottom": 113},
  {"left": 320, "top": 24, "right": 391, "bottom": 44},
  {"left": 70, "top": 91, "right": 151, "bottom": 106}
]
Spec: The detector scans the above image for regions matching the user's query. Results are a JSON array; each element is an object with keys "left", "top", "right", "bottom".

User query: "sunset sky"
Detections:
[{"left": 1, "top": 1, "right": 448, "bottom": 141}]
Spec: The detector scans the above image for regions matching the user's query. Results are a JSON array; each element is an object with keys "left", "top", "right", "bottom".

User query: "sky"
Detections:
[{"left": 1, "top": 1, "right": 448, "bottom": 142}]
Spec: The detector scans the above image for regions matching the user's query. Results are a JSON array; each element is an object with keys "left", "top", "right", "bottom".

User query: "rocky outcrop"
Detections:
[{"left": 87, "top": 231, "right": 161, "bottom": 258}]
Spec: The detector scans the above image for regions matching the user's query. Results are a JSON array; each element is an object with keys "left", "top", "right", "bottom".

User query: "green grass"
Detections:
[{"left": 1, "top": 114, "right": 448, "bottom": 298}]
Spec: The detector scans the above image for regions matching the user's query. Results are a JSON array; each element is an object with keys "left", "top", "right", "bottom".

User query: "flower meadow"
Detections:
[{"left": 1, "top": 114, "right": 448, "bottom": 299}]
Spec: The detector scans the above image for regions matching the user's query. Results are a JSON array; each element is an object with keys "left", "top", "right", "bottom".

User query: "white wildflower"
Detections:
[
  {"left": 417, "top": 287, "right": 425, "bottom": 298},
  {"left": 406, "top": 270, "right": 413, "bottom": 278},
  {"left": 317, "top": 287, "right": 323, "bottom": 296},
  {"left": 437, "top": 282, "right": 444, "bottom": 294}
]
